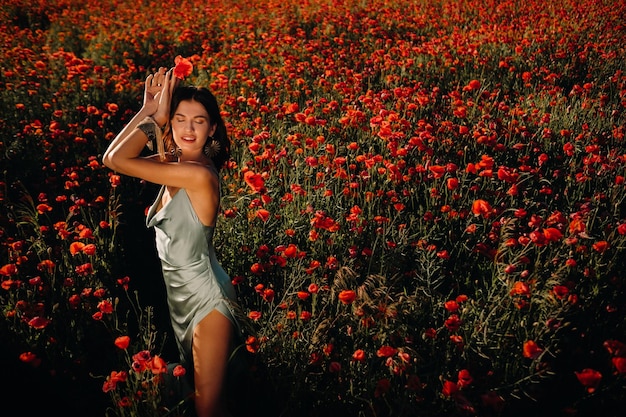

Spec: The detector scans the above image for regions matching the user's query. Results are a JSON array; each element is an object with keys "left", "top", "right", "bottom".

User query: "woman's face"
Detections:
[{"left": 171, "top": 99, "right": 215, "bottom": 156}]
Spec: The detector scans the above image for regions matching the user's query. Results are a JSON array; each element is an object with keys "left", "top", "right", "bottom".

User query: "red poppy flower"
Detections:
[
  {"left": 36, "top": 203, "right": 53, "bottom": 214},
  {"left": 70, "top": 241, "right": 85, "bottom": 255},
  {"left": 248, "top": 310, "right": 261, "bottom": 321},
  {"left": 102, "top": 370, "right": 127, "bottom": 393},
  {"left": 109, "top": 174, "right": 121, "bottom": 188},
  {"left": 68, "top": 294, "right": 81, "bottom": 309},
  {"left": 116, "top": 275, "right": 130, "bottom": 290},
  {"left": 444, "top": 300, "right": 459, "bottom": 312},
  {"left": 173, "top": 55, "right": 193, "bottom": 80},
  {"left": 117, "top": 397, "right": 131, "bottom": 408},
  {"left": 569, "top": 218, "right": 586, "bottom": 235},
  {"left": 338, "top": 289, "right": 356, "bottom": 304},
  {"left": 423, "top": 328, "right": 437, "bottom": 339},
  {"left": 256, "top": 209, "right": 270, "bottom": 222},
  {"left": 243, "top": 170, "right": 265, "bottom": 192},
  {"left": 114, "top": 336, "right": 130, "bottom": 350},
  {"left": 523, "top": 340, "right": 543, "bottom": 359},
  {"left": 603, "top": 340, "right": 626, "bottom": 356},
  {"left": 592, "top": 240, "right": 609, "bottom": 253},
  {"left": 376, "top": 345, "right": 398, "bottom": 358},
  {"left": 246, "top": 335, "right": 259, "bottom": 353},
  {"left": 393, "top": 203, "right": 405, "bottom": 212},
  {"left": 543, "top": 227, "right": 563, "bottom": 242},
  {"left": 442, "top": 380, "right": 459, "bottom": 397},
  {"left": 173, "top": 364, "right": 186, "bottom": 377},
  {"left": 262, "top": 288, "right": 275, "bottom": 302},
  {"left": 19, "top": 351, "right": 40, "bottom": 365},
  {"left": 270, "top": 254, "right": 286, "bottom": 267},
  {"left": 471, "top": 199, "right": 492, "bottom": 217},
  {"left": 149, "top": 354, "right": 167, "bottom": 374},
  {"left": 446, "top": 177, "right": 459, "bottom": 190},
  {"left": 575, "top": 368, "right": 602, "bottom": 393},
  {"left": 28, "top": 316, "right": 51, "bottom": 329},
  {"left": 37, "top": 259, "right": 55, "bottom": 273},
  {"left": 75, "top": 262, "right": 94, "bottom": 276},
  {"left": 328, "top": 361, "right": 341, "bottom": 373},
  {"left": 98, "top": 299, "right": 113, "bottom": 314},
  {"left": 510, "top": 281, "right": 531, "bottom": 297},
  {"left": 552, "top": 285, "right": 570, "bottom": 299},
  {"left": 612, "top": 357, "right": 626, "bottom": 374},
  {"left": 450, "top": 334, "right": 464, "bottom": 347},
  {"left": 467, "top": 79, "right": 481, "bottom": 90},
  {"left": 444, "top": 314, "right": 462, "bottom": 332},
  {"left": 352, "top": 349, "right": 366, "bottom": 362},
  {"left": 78, "top": 226, "right": 93, "bottom": 239},
  {"left": 497, "top": 166, "right": 519, "bottom": 183},
  {"left": 284, "top": 244, "right": 298, "bottom": 258},
  {"left": 429, "top": 165, "right": 445, "bottom": 178},
  {"left": 311, "top": 211, "right": 340, "bottom": 232},
  {"left": 457, "top": 369, "right": 473, "bottom": 388},
  {"left": 0, "top": 263, "right": 18, "bottom": 277}
]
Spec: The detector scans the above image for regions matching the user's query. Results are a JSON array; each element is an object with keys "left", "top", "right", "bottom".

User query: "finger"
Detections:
[
  {"left": 159, "top": 70, "right": 168, "bottom": 91},
  {"left": 150, "top": 74, "right": 164, "bottom": 89},
  {"left": 152, "top": 68, "right": 166, "bottom": 87},
  {"left": 166, "top": 71, "right": 178, "bottom": 103},
  {"left": 157, "top": 69, "right": 173, "bottom": 107},
  {"left": 162, "top": 68, "right": 175, "bottom": 93}
]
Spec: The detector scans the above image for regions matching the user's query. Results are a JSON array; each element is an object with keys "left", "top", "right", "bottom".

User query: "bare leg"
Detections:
[{"left": 192, "top": 310, "right": 233, "bottom": 417}]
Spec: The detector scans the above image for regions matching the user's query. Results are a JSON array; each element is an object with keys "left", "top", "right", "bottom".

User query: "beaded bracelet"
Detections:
[{"left": 136, "top": 117, "right": 163, "bottom": 153}]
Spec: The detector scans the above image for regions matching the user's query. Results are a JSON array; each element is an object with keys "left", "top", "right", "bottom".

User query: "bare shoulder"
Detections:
[
  {"left": 182, "top": 162, "right": 219, "bottom": 191},
  {"left": 182, "top": 163, "right": 220, "bottom": 226}
]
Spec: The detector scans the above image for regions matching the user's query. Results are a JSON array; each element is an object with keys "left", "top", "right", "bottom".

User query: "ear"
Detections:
[{"left": 209, "top": 123, "right": 217, "bottom": 138}]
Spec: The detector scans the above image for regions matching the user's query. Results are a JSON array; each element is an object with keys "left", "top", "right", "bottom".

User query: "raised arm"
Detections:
[
  {"left": 103, "top": 67, "right": 173, "bottom": 166},
  {"left": 102, "top": 68, "right": 214, "bottom": 189}
]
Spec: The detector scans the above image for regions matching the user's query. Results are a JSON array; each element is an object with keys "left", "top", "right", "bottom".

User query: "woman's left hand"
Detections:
[
  {"left": 142, "top": 67, "right": 165, "bottom": 115},
  {"left": 151, "top": 67, "right": 178, "bottom": 128},
  {"left": 142, "top": 67, "right": 177, "bottom": 127}
]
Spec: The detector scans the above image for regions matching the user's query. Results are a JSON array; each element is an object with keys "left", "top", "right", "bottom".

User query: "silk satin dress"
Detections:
[{"left": 146, "top": 185, "right": 239, "bottom": 366}]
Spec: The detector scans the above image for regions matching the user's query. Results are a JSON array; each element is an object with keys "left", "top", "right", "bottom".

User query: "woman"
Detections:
[{"left": 103, "top": 66, "right": 240, "bottom": 417}]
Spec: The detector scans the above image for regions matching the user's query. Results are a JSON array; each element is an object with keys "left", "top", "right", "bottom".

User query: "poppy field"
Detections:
[{"left": 1, "top": 0, "right": 625, "bottom": 416}]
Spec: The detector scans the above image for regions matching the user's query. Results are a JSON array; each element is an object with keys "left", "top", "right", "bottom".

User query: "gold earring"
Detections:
[
  {"left": 169, "top": 146, "right": 182, "bottom": 158},
  {"left": 203, "top": 137, "right": 220, "bottom": 158}
]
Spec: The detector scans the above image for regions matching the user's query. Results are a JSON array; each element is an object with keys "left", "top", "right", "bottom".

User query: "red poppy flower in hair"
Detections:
[{"left": 173, "top": 55, "right": 193, "bottom": 79}]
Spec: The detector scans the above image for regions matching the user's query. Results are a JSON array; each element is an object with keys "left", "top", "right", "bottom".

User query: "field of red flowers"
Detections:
[{"left": 1, "top": 0, "right": 625, "bottom": 416}]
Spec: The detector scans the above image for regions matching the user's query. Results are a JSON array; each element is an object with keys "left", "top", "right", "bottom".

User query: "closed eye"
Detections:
[{"left": 175, "top": 116, "right": 208, "bottom": 124}]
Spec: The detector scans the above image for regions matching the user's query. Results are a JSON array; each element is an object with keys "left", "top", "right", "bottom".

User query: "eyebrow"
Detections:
[{"left": 174, "top": 113, "right": 209, "bottom": 119}]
